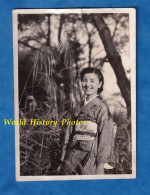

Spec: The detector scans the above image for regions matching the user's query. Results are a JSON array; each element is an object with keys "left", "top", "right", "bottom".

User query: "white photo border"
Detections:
[{"left": 13, "top": 8, "right": 136, "bottom": 181}]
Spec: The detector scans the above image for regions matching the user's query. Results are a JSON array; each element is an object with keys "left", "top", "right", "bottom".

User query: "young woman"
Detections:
[{"left": 60, "top": 67, "right": 115, "bottom": 175}]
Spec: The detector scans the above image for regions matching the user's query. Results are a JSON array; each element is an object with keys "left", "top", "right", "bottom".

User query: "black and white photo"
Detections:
[{"left": 13, "top": 8, "right": 136, "bottom": 181}]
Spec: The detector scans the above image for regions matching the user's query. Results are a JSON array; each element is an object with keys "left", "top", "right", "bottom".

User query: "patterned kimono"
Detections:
[{"left": 63, "top": 96, "right": 115, "bottom": 175}]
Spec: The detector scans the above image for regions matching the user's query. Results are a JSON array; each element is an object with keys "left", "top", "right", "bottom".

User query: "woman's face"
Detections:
[{"left": 81, "top": 73, "right": 102, "bottom": 96}]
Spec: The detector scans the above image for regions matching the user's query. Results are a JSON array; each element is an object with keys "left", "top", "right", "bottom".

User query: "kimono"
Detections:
[{"left": 63, "top": 96, "right": 115, "bottom": 175}]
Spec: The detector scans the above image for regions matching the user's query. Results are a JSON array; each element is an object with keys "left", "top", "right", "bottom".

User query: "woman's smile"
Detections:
[
  {"left": 84, "top": 86, "right": 93, "bottom": 90},
  {"left": 81, "top": 73, "right": 102, "bottom": 99}
]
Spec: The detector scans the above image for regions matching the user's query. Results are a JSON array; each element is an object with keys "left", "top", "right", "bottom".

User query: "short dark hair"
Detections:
[{"left": 80, "top": 67, "right": 104, "bottom": 94}]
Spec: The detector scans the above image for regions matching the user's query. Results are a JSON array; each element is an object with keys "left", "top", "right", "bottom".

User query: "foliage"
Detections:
[
  {"left": 20, "top": 111, "right": 62, "bottom": 175},
  {"left": 114, "top": 119, "right": 132, "bottom": 174},
  {"left": 18, "top": 13, "right": 132, "bottom": 175}
]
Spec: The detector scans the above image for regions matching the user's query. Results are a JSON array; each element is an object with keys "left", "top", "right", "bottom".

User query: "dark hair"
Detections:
[{"left": 80, "top": 67, "right": 104, "bottom": 94}]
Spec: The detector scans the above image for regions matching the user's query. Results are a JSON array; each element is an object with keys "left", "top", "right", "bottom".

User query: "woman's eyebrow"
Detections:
[{"left": 82, "top": 78, "right": 95, "bottom": 80}]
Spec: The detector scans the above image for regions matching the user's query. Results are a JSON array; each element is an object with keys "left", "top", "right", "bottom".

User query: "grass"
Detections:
[{"left": 20, "top": 110, "right": 63, "bottom": 176}]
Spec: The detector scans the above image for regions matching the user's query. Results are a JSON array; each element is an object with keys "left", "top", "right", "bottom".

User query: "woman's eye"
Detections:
[{"left": 82, "top": 78, "right": 87, "bottom": 82}]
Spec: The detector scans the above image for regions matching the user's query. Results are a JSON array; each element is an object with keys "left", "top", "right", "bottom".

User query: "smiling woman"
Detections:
[
  {"left": 60, "top": 67, "right": 116, "bottom": 175},
  {"left": 81, "top": 67, "right": 104, "bottom": 99}
]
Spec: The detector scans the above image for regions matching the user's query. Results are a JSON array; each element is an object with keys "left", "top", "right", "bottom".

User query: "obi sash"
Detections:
[{"left": 73, "top": 120, "right": 97, "bottom": 141}]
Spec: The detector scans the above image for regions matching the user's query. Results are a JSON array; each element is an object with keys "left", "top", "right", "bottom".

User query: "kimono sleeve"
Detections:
[{"left": 96, "top": 104, "right": 114, "bottom": 165}]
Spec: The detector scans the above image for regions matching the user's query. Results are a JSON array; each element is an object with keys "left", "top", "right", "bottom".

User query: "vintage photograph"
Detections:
[{"left": 13, "top": 8, "right": 136, "bottom": 181}]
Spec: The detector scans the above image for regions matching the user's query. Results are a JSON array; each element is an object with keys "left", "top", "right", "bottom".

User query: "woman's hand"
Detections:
[{"left": 96, "top": 163, "right": 105, "bottom": 174}]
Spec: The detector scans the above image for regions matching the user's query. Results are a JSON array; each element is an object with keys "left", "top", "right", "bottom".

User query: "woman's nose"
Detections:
[{"left": 85, "top": 81, "right": 90, "bottom": 86}]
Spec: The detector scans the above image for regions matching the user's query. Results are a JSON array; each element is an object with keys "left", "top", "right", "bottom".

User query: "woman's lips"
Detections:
[{"left": 84, "top": 87, "right": 92, "bottom": 91}]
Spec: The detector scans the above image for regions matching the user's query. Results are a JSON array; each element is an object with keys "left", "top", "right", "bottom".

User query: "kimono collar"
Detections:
[{"left": 84, "top": 95, "right": 99, "bottom": 106}]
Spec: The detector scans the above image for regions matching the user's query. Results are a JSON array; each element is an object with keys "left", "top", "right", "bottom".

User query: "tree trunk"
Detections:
[
  {"left": 47, "top": 15, "right": 51, "bottom": 46},
  {"left": 92, "top": 14, "right": 131, "bottom": 115},
  {"left": 58, "top": 15, "right": 65, "bottom": 43},
  {"left": 85, "top": 23, "right": 92, "bottom": 67}
]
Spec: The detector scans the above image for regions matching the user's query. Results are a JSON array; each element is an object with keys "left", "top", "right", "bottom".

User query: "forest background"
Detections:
[{"left": 18, "top": 13, "right": 132, "bottom": 176}]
